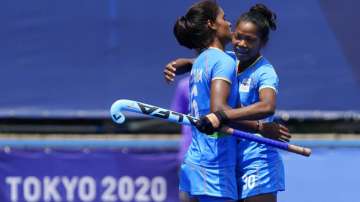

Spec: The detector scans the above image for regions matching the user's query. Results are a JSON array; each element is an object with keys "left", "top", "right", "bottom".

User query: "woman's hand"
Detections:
[
  {"left": 163, "top": 58, "right": 193, "bottom": 83},
  {"left": 259, "top": 122, "right": 291, "bottom": 142},
  {"left": 164, "top": 61, "right": 177, "bottom": 83},
  {"left": 195, "top": 111, "right": 229, "bottom": 135}
]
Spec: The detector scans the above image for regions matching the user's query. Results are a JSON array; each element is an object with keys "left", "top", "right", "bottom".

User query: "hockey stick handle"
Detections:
[
  {"left": 111, "top": 99, "right": 311, "bottom": 157},
  {"left": 221, "top": 127, "right": 311, "bottom": 156}
]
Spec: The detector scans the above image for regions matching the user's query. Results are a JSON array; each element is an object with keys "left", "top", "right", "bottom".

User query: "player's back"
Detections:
[{"left": 186, "top": 47, "right": 238, "bottom": 168}]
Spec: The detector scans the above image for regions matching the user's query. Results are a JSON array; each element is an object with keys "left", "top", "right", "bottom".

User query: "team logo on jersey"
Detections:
[{"left": 240, "top": 78, "right": 251, "bottom": 92}]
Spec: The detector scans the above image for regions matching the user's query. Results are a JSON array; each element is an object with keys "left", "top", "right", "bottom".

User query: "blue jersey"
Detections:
[
  {"left": 236, "top": 56, "right": 279, "bottom": 152},
  {"left": 238, "top": 56, "right": 278, "bottom": 118},
  {"left": 185, "top": 47, "right": 239, "bottom": 168},
  {"left": 235, "top": 55, "right": 284, "bottom": 199}
]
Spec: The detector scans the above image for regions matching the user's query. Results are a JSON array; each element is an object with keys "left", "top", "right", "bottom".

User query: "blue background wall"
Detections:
[
  {"left": 280, "top": 147, "right": 360, "bottom": 202},
  {"left": 0, "top": 0, "right": 359, "bottom": 116}
]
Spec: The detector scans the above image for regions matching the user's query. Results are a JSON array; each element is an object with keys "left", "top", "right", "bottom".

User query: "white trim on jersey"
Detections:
[
  {"left": 212, "top": 77, "right": 232, "bottom": 84},
  {"left": 259, "top": 85, "right": 278, "bottom": 93}
]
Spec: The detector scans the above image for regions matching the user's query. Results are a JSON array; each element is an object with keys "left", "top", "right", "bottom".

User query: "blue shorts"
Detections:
[
  {"left": 179, "top": 161, "right": 238, "bottom": 200},
  {"left": 237, "top": 145, "right": 285, "bottom": 199}
]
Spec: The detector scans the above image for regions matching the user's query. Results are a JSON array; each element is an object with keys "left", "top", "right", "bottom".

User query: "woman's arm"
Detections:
[
  {"left": 196, "top": 79, "right": 233, "bottom": 134},
  {"left": 197, "top": 87, "right": 290, "bottom": 141},
  {"left": 163, "top": 58, "right": 194, "bottom": 82},
  {"left": 203, "top": 87, "right": 277, "bottom": 129},
  {"left": 225, "top": 88, "right": 276, "bottom": 120},
  {"left": 210, "top": 80, "right": 232, "bottom": 112}
]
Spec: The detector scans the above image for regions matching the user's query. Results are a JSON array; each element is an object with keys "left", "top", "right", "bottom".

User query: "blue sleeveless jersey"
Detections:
[{"left": 185, "top": 48, "right": 239, "bottom": 168}]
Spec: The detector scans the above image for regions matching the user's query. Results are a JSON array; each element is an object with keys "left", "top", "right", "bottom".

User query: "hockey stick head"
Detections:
[
  {"left": 110, "top": 99, "right": 127, "bottom": 124},
  {"left": 110, "top": 99, "right": 197, "bottom": 126}
]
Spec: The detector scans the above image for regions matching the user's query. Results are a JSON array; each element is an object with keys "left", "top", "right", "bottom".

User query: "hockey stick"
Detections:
[{"left": 111, "top": 99, "right": 311, "bottom": 157}]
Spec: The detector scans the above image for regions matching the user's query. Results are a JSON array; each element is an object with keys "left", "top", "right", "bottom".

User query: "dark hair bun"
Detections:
[
  {"left": 250, "top": 4, "right": 277, "bottom": 30},
  {"left": 173, "top": 16, "right": 196, "bottom": 49}
]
